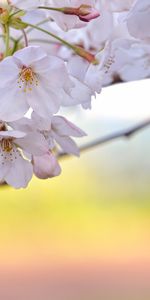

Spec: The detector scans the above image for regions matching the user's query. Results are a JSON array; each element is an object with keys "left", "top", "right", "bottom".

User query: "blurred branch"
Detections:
[{"left": 59, "top": 118, "right": 150, "bottom": 159}]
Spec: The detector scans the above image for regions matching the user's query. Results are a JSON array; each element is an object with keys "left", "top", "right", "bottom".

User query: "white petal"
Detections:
[
  {"left": 27, "top": 80, "right": 61, "bottom": 118},
  {"left": 5, "top": 156, "right": 33, "bottom": 189},
  {"left": 0, "top": 56, "right": 19, "bottom": 88},
  {"left": 0, "top": 130, "right": 26, "bottom": 139},
  {"left": 31, "top": 112, "right": 51, "bottom": 131},
  {"left": 36, "top": 55, "right": 73, "bottom": 90},
  {"left": 62, "top": 76, "right": 93, "bottom": 108},
  {"left": 68, "top": 56, "right": 89, "bottom": 81},
  {"left": 0, "top": 86, "right": 29, "bottom": 121},
  {"left": 0, "top": 145, "right": 33, "bottom": 188},
  {"left": 14, "top": 46, "right": 47, "bottom": 67},
  {"left": 53, "top": 132, "right": 80, "bottom": 156},
  {"left": 52, "top": 116, "right": 86, "bottom": 137},
  {"left": 9, "top": 118, "right": 33, "bottom": 132},
  {"left": 15, "top": 132, "right": 49, "bottom": 155},
  {"left": 0, "top": 157, "right": 10, "bottom": 181},
  {"left": 11, "top": 0, "right": 40, "bottom": 10}
]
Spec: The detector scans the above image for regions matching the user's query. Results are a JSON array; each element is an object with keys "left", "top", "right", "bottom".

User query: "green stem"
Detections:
[
  {"left": 19, "top": 21, "right": 98, "bottom": 63},
  {"left": 0, "top": 34, "right": 16, "bottom": 43},
  {"left": 5, "top": 25, "right": 10, "bottom": 57},
  {"left": 0, "top": 34, "right": 18, "bottom": 55},
  {"left": 28, "top": 38, "right": 61, "bottom": 45},
  {"left": 38, "top": 6, "right": 65, "bottom": 12},
  {"left": 9, "top": 9, "right": 23, "bottom": 19},
  {"left": 22, "top": 22, "right": 76, "bottom": 51},
  {"left": 11, "top": 39, "right": 19, "bottom": 54}
]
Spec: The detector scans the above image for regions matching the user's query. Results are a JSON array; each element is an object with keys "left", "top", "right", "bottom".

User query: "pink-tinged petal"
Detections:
[
  {"left": 68, "top": 56, "right": 89, "bottom": 81},
  {"left": 0, "top": 86, "right": 29, "bottom": 122},
  {"left": 33, "top": 152, "right": 61, "bottom": 179},
  {"left": 31, "top": 112, "right": 51, "bottom": 131},
  {"left": 0, "top": 56, "right": 19, "bottom": 88},
  {"left": 59, "top": 90, "right": 77, "bottom": 106},
  {"left": 126, "top": 0, "right": 150, "bottom": 37},
  {"left": 9, "top": 118, "right": 33, "bottom": 133},
  {"left": 39, "top": 56, "right": 74, "bottom": 91},
  {"left": 85, "top": 61, "right": 102, "bottom": 94},
  {"left": 31, "top": 56, "right": 52, "bottom": 74},
  {"left": 52, "top": 116, "right": 86, "bottom": 137},
  {"left": 10, "top": 0, "right": 40, "bottom": 10},
  {"left": 28, "top": 80, "right": 61, "bottom": 118},
  {"left": 0, "top": 157, "right": 10, "bottom": 181},
  {"left": 48, "top": 10, "right": 78, "bottom": 31},
  {"left": 0, "top": 130, "right": 26, "bottom": 139},
  {"left": 14, "top": 46, "right": 47, "bottom": 67},
  {"left": 15, "top": 132, "right": 49, "bottom": 156},
  {"left": 105, "top": 0, "right": 133, "bottom": 12},
  {"left": 67, "top": 76, "right": 93, "bottom": 108},
  {"left": 5, "top": 155, "right": 33, "bottom": 189},
  {"left": 53, "top": 132, "right": 80, "bottom": 156}
]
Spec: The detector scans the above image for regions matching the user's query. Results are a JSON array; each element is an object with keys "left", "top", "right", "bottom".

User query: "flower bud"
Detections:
[
  {"left": 77, "top": 5, "right": 100, "bottom": 22},
  {"left": 62, "top": 5, "right": 100, "bottom": 22}
]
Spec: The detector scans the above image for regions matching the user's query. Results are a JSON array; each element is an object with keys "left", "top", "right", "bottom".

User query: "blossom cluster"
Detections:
[{"left": 0, "top": 0, "right": 149, "bottom": 188}]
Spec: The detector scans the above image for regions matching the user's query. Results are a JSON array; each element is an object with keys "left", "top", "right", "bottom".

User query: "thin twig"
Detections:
[
  {"left": 21, "top": 29, "right": 28, "bottom": 47},
  {"left": 17, "top": 17, "right": 52, "bottom": 43},
  {"left": 58, "top": 118, "right": 150, "bottom": 159}
]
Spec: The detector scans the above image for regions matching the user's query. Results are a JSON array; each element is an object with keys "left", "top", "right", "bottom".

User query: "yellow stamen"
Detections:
[
  {"left": 18, "top": 66, "right": 39, "bottom": 92},
  {"left": 1, "top": 138, "right": 13, "bottom": 152}
]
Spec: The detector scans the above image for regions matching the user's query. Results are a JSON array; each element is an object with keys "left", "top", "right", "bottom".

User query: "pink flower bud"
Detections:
[
  {"left": 62, "top": 5, "right": 100, "bottom": 22},
  {"left": 78, "top": 5, "right": 100, "bottom": 22}
]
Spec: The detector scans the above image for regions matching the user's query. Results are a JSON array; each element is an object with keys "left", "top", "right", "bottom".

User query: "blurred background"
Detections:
[{"left": 0, "top": 80, "right": 150, "bottom": 300}]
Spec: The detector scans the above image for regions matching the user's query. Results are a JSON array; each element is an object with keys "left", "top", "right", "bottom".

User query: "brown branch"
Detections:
[{"left": 58, "top": 118, "right": 150, "bottom": 159}]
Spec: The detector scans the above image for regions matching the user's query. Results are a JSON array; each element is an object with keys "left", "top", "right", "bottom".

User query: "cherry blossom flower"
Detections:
[
  {"left": 10, "top": 113, "right": 87, "bottom": 156},
  {"left": 8, "top": 117, "right": 62, "bottom": 180},
  {"left": 102, "top": 39, "right": 150, "bottom": 83},
  {"left": 0, "top": 0, "right": 149, "bottom": 189},
  {"left": 49, "top": 115, "right": 86, "bottom": 156},
  {"left": 0, "top": 46, "right": 73, "bottom": 121},
  {"left": 9, "top": 113, "right": 86, "bottom": 180},
  {"left": 48, "top": 1, "right": 113, "bottom": 58},
  {"left": 65, "top": 43, "right": 114, "bottom": 109},
  {"left": 0, "top": 129, "right": 49, "bottom": 188}
]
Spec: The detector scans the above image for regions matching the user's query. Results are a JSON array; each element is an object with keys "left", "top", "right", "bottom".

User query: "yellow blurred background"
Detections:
[{"left": 1, "top": 137, "right": 150, "bottom": 299}]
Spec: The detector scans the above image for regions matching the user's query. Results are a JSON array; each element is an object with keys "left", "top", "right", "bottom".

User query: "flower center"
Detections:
[
  {"left": 1, "top": 138, "right": 13, "bottom": 152},
  {"left": 18, "top": 66, "right": 39, "bottom": 92}
]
